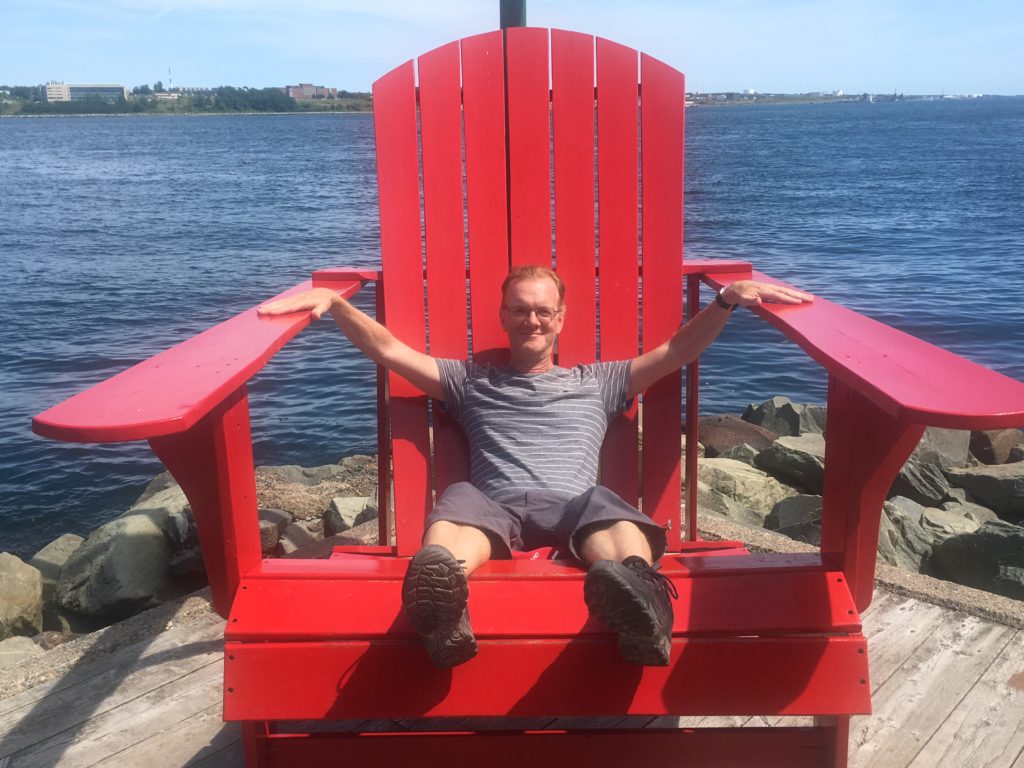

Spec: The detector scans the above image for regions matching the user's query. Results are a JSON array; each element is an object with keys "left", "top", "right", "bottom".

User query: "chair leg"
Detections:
[
  {"left": 814, "top": 715, "right": 850, "bottom": 768},
  {"left": 241, "top": 721, "right": 270, "bottom": 768}
]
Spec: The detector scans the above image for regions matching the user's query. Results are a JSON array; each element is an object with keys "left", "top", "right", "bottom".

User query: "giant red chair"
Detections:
[{"left": 34, "top": 27, "right": 1024, "bottom": 768}]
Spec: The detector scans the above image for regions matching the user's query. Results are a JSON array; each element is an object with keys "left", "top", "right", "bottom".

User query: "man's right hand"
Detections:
[{"left": 258, "top": 288, "right": 338, "bottom": 321}]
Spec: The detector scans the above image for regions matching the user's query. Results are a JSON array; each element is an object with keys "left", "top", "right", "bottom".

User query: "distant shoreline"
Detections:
[{"left": 0, "top": 109, "right": 372, "bottom": 119}]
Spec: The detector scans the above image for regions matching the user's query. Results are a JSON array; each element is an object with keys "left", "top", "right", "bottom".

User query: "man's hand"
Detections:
[
  {"left": 720, "top": 280, "right": 814, "bottom": 308},
  {"left": 258, "top": 288, "right": 338, "bottom": 321}
]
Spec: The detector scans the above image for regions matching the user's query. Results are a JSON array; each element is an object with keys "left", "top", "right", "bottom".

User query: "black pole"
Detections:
[{"left": 500, "top": 0, "right": 526, "bottom": 29}]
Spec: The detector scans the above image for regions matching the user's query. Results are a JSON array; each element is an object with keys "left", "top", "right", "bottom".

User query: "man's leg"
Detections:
[
  {"left": 577, "top": 519, "right": 652, "bottom": 566},
  {"left": 423, "top": 519, "right": 493, "bottom": 575}
]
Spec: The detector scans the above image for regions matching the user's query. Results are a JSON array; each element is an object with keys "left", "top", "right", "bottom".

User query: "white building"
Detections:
[{"left": 43, "top": 83, "right": 130, "bottom": 103}]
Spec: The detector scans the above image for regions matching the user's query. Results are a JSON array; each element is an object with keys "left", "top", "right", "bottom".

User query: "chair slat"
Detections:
[
  {"left": 551, "top": 29, "right": 597, "bottom": 367},
  {"left": 420, "top": 40, "right": 471, "bottom": 496},
  {"left": 506, "top": 27, "right": 553, "bottom": 267},
  {"left": 372, "top": 61, "right": 432, "bottom": 556},
  {"left": 595, "top": 37, "right": 641, "bottom": 505}
]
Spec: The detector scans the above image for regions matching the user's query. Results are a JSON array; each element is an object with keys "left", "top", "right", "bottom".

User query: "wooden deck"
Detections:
[{"left": 2, "top": 587, "right": 1023, "bottom": 767}]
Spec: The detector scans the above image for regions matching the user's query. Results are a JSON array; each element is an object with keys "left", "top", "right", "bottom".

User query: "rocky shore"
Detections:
[{"left": 3, "top": 396, "right": 1023, "bottom": 670}]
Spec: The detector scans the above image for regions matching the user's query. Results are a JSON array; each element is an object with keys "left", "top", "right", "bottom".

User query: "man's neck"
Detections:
[{"left": 509, "top": 353, "right": 555, "bottom": 374}]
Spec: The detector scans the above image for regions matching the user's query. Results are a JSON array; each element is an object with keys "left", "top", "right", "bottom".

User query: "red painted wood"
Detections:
[
  {"left": 461, "top": 31, "right": 510, "bottom": 363},
  {"left": 373, "top": 61, "right": 433, "bottom": 556},
  {"left": 551, "top": 29, "right": 597, "bottom": 367},
  {"left": 685, "top": 273, "right": 701, "bottom": 542},
  {"left": 595, "top": 37, "right": 640, "bottom": 504},
  {"left": 640, "top": 52, "right": 685, "bottom": 541},
  {"left": 32, "top": 278, "right": 366, "bottom": 443},
  {"left": 257, "top": 727, "right": 832, "bottom": 768},
  {"left": 815, "top": 715, "right": 851, "bottom": 768},
  {"left": 224, "top": 635, "right": 869, "bottom": 720},
  {"left": 419, "top": 40, "right": 471, "bottom": 496},
  {"left": 821, "top": 377, "right": 925, "bottom": 611},
  {"left": 505, "top": 27, "right": 552, "bottom": 266},
  {"left": 704, "top": 270, "right": 1024, "bottom": 429},
  {"left": 149, "top": 386, "right": 261, "bottom": 619},
  {"left": 683, "top": 259, "right": 752, "bottom": 275},
  {"left": 226, "top": 568, "right": 859, "bottom": 640},
  {"left": 374, "top": 282, "right": 391, "bottom": 544}
]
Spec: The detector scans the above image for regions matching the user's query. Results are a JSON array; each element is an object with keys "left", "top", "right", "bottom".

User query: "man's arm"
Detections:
[
  {"left": 627, "top": 280, "right": 813, "bottom": 398},
  {"left": 258, "top": 288, "right": 445, "bottom": 401}
]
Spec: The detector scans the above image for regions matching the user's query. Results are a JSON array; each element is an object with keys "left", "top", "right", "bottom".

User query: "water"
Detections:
[{"left": 3, "top": 99, "right": 1023, "bottom": 559}]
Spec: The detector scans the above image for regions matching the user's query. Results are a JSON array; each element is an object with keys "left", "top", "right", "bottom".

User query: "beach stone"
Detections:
[
  {"left": 697, "top": 415, "right": 777, "bottom": 458},
  {"left": 278, "top": 519, "right": 326, "bottom": 556},
  {"left": 325, "top": 496, "right": 378, "bottom": 535},
  {"left": 719, "top": 443, "right": 760, "bottom": 465},
  {"left": 0, "top": 553, "right": 44, "bottom": 640},
  {"left": 1010, "top": 445, "right": 1024, "bottom": 463},
  {"left": 944, "top": 463, "right": 1024, "bottom": 521},
  {"left": 742, "top": 397, "right": 826, "bottom": 437},
  {"left": 765, "top": 495, "right": 823, "bottom": 531},
  {"left": 930, "top": 521, "right": 1024, "bottom": 600},
  {"left": 697, "top": 458, "right": 798, "bottom": 520},
  {"left": 258, "top": 464, "right": 349, "bottom": 487},
  {"left": 259, "top": 508, "right": 293, "bottom": 554},
  {"left": 134, "top": 469, "right": 179, "bottom": 506},
  {"left": 0, "top": 636, "right": 43, "bottom": 670},
  {"left": 910, "top": 427, "right": 971, "bottom": 471},
  {"left": 889, "top": 458, "right": 950, "bottom": 507},
  {"left": 696, "top": 482, "right": 764, "bottom": 529},
  {"left": 940, "top": 499, "right": 999, "bottom": 526},
  {"left": 970, "top": 429, "right": 1024, "bottom": 465},
  {"left": 877, "top": 497, "right": 934, "bottom": 572},
  {"left": 774, "top": 520, "right": 822, "bottom": 546},
  {"left": 28, "top": 534, "right": 84, "bottom": 602},
  {"left": 256, "top": 463, "right": 372, "bottom": 521},
  {"left": 753, "top": 434, "right": 826, "bottom": 493}
]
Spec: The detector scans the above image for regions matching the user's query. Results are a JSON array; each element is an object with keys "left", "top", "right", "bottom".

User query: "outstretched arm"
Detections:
[
  {"left": 627, "top": 280, "right": 813, "bottom": 398},
  {"left": 258, "top": 288, "right": 444, "bottom": 401}
]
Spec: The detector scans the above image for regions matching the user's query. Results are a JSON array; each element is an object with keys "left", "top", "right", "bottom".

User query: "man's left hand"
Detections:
[{"left": 721, "top": 280, "right": 814, "bottom": 308}]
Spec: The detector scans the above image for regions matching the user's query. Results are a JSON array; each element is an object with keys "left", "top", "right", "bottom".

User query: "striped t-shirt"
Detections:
[{"left": 436, "top": 359, "right": 632, "bottom": 499}]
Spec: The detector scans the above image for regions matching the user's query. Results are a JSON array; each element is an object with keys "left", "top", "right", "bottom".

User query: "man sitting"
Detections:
[{"left": 259, "top": 265, "right": 811, "bottom": 668}]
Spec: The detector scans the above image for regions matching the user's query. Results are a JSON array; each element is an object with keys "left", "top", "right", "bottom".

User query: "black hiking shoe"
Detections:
[
  {"left": 583, "top": 556, "right": 678, "bottom": 666},
  {"left": 402, "top": 544, "right": 477, "bottom": 668}
]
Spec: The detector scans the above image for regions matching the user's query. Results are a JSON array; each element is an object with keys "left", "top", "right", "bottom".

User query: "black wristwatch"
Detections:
[{"left": 715, "top": 288, "right": 737, "bottom": 311}]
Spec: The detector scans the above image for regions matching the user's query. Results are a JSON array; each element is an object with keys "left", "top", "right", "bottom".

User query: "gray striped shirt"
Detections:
[{"left": 436, "top": 359, "right": 632, "bottom": 499}]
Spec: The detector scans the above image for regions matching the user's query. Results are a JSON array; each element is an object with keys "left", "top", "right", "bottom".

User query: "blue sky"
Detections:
[{"left": 4, "top": 0, "right": 1022, "bottom": 95}]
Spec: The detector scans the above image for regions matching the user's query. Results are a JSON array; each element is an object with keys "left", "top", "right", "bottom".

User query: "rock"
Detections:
[
  {"left": 134, "top": 470, "right": 179, "bottom": 506},
  {"left": 339, "top": 454, "right": 374, "bottom": 471},
  {"left": 34, "top": 630, "right": 78, "bottom": 651},
  {"left": 282, "top": 520, "right": 382, "bottom": 559},
  {"left": 970, "top": 429, "right": 1024, "bottom": 465},
  {"left": 0, "top": 553, "right": 44, "bottom": 640},
  {"left": 0, "top": 636, "right": 44, "bottom": 670},
  {"left": 889, "top": 458, "right": 950, "bottom": 507},
  {"left": 742, "top": 397, "right": 826, "bottom": 437},
  {"left": 940, "top": 499, "right": 999, "bottom": 526},
  {"left": 775, "top": 520, "right": 822, "bottom": 546},
  {"left": 930, "top": 521, "right": 1024, "bottom": 600},
  {"left": 920, "top": 506, "right": 981, "bottom": 538},
  {"left": 28, "top": 534, "right": 84, "bottom": 602},
  {"left": 719, "top": 443, "right": 760, "bottom": 465},
  {"left": 278, "top": 519, "right": 326, "bottom": 556},
  {"left": 325, "top": 496, "right": 378, "bottom": 535},
  {"left": 257, "top": 464, "right": 350, "bottom": 487},
  {"left": 162, "top": 506, "right": 195, "bottom": 550},
  {"left": 945, "top": 463, "right": 1024, "bottom": 521},
  {"left": 697, "top": 458, "right": 799, "bottom": 520},
  {"left": 877, "top": 497, "right": 934, "bottom": 572},
  {"left": 753, "top": 434, "right": 826, "bottom": 493},
  {"left": 256, "top": 462, "right": 376, "bottom": 521},
  {"left": 765, "top": 495, "right": 823, "bottom": 530},
  {"left": 1010, "top": 445, "right": 1024, "bottom": 463},
  {"left": 696, "top": 482, "right": 765, "bottom": 529},
  {"left": 910, "top": 428, "right": 971, "bottom": 471},
  {"left": 697, "top": 415, "right": 778, "bottom": 458},
  {"left": 259, "top": 508, "right": 293, "bottom": 554}
]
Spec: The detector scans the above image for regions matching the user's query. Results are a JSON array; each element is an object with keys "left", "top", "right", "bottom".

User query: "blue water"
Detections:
[{"left": 2, "top": 99, "right": 1023, "bottom": 559}]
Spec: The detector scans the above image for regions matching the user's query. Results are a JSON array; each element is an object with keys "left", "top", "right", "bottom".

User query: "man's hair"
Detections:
[{"left": 501, "top": 264, "right": 565, "bottom": 306}]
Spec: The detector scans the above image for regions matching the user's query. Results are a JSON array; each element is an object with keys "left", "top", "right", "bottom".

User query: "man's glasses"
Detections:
[{"left": 502, "top": 305, "right": 563, "bottom": 323}]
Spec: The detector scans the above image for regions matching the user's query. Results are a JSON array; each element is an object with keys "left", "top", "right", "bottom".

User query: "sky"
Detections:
[{"left": 4, "top": 0, "right": 1022, "bottom": 95}]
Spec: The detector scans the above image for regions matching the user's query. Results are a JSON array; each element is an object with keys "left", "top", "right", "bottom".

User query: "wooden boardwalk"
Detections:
[{"left": 2, "top": 587, "right": 1023, "bottom": 767}]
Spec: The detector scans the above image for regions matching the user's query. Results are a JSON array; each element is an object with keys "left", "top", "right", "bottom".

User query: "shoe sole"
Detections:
[
  {"left": 402, "top": 545, "right": 477, "bottom": 668},
  {"left": 584, "top": 564, "right": 672, "bottom": 666}
]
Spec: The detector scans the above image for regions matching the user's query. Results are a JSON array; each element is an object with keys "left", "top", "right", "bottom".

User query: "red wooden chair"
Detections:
[{"left": 33, "top": 28, "right": 1024, "bottom": 768}]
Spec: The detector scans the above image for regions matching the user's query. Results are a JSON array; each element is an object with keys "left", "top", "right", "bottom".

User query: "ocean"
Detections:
[{"left": 2, "top": 98, "right": 1023, "bottom": 559}]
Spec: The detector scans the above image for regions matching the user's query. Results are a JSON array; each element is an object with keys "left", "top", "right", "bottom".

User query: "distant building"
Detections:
[
  {"left": 44, "top": 82, "right": 129, "bottom": 103},
  {"left": 285, "top": 83, "right": 337, "bottom": 100}
]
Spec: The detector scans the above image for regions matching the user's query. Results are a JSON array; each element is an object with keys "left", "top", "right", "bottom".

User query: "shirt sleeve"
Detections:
[
  {"left": 435, "top": 358, "right": 470, "bottom": 421},
  {"left": 588, "top": 360, "right": 633, "bottom": 416}
]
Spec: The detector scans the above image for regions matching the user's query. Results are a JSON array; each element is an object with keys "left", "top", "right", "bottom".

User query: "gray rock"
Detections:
[
  {"left": 0, "top": 553, "right": 44, "bottom": 639},
  {"left": 696, "top": 482, "right": 764, "bottom": 529},
  {"left": 753, "top": 434, "right": 826, "bottom": 493},
  {"left": 0, "top": 636, "right": 43, "bottom": 670},
  {"left": 930, "top": 521, "right": 1024, "bottom": 600},
  {"left": 742, "top": 397, "right": 826, "bottom": 437},
  {"left": 910, "top": 428, "right": 971, "bottom": 471},
  {"left": 1010, "top": 445, "right": 1024, "bottom": 463},
  {"left": 134, "top": 470, "right": 179, "bottom": 506},
  {"left": 765, "top": 495, "right": 823, "bottom": 530},
  {"left": 945, "top": 463, "right": 1024, "bottom": 520},
  {"left": 877, "top": 497, "right": 934, "bottom": 572},
  {"left": 325, "top": 496, "right": 378, "bottom": 535},
  {"left": 257, "top": 464, "right": 349, "bottom": 487},
  {"left": 970, "top": 428, "right": 1024, "bottom": 465},
  {"left": 697, "top": 415, "right": 778, "bottom": 458},
  {"left": 775, "top": 520, "right": 822, "bottom": 546},
  {"left": 338, "top": 454, "right": 374, "bottom": 471},
  {"left": 28, "top": 534, "right": 84, "bottom": 602},
  {"left": 920, "top": 506, "right": 981, "bottom": 538},
  {"left": 259, "top": 508, "right": 293, "bottom": 554},
  {"left": 278, "top": 519, "right": 326, "bottom": 556},
  {"left": 940, "top": 499, "right": 999, "bottom": 526},
  {"left": 162, "top": 506, "right": 196, "bottom": 550},
  {"left": 889, "top": 458, "right": 950, "bottom": 507},
  {"left": 719, "top": 443, "right": 760, "bottom": 465}
]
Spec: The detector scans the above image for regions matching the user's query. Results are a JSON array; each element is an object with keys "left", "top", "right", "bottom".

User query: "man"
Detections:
[{"left": 259, "top": 265, "right": 812, "bottom": 668}]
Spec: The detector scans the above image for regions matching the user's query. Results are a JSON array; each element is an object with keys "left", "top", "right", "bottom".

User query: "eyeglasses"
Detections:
[{"left": 502, "top": 305, "right": 563, "bottom": 323}]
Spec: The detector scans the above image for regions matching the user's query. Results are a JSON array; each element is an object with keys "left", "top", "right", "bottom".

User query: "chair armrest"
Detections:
[
  {"left": 32, "top": 274, "right": 373, "bottom": 443},
  {"left": 703, "top": 269, "right": 1024, "bottom": 430}
]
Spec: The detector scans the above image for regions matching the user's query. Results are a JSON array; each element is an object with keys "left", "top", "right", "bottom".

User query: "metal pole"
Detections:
[{"left": 500, "top": 0, "right": 526, "bottom": 28}]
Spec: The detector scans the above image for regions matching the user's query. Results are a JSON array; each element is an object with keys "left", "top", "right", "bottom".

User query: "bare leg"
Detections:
[
  {"left": 423, "top": 520, "right": 493, "bottom": 575},
  {"left": 577, "top": 520, "right": 653, "bottom": 567}
]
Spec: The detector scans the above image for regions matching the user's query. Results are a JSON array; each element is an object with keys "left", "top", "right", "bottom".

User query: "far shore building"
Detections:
[
  {"left": 44, "top": 83, "right": 130, "bottom": 103},
  {"left": 285, "top": 83, "right": 337, "bottom": 99}
]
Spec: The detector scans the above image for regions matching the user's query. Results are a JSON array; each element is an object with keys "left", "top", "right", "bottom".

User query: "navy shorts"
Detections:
[{"left": 424, "top": 482, "right": 667, "bottom": 561}]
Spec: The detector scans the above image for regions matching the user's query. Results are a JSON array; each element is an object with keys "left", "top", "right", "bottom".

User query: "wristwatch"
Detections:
[{"left": 715, "top": 288, "right": 737, "bottom": 311}]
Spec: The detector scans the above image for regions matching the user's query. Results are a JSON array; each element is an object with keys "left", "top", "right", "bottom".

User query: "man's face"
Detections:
[{"left": 500, "top": 277, "right": 565, "bottom": 361}]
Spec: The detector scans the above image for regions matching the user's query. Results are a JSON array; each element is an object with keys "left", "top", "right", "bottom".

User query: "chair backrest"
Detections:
[{"left": 372, "top": 28, "right": 686, "bottom": 556}]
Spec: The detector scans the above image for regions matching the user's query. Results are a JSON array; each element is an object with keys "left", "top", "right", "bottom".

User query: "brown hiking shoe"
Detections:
[{"left": 401, "top": 544, "right": 477, "bottom": 668}]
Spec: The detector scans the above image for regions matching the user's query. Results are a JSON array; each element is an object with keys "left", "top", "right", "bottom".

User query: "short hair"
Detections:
[{"left": 501, "top": 264, "right": 565, "bottom": 306}]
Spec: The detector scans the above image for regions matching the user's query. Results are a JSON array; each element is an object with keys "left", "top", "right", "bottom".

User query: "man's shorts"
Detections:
[{"left": 424, "top": 482, "right": 667, "bottom": 561}]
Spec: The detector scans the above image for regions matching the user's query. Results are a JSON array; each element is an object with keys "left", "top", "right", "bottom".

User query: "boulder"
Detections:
[
  {"left": 0, "top": 636, "right": 43, "bottom": 670},
  {"left": 28, "top": 534, "right": 84, "bottom": 602},
  {"left": 325, "top": 496, "right": 378, "bottom": 535},
  {"left": 765, "top": 495, "right": 823, "bottom": 531},
  {"left": 1010, "top": 445, "right": 1024, "bottom": 463},
  {"left": 259, "top": 508, "right": 293, "bottom": 555},
  {"left": 753, "top": 434, "right": 826, "bottom": 493},
  {"left": 945, "top": 463, "right": 1024, "bottom": 521},
  {"left": 775, "top": 520, "right": 822, "bottom": 546},
  {"left": 256, "top": 463, "right": 371, "bottom": 521},
  {"left": 719, "top": 443, "right": 760, "bottom": 465},
  {"left": 697, "top": 458, "right": 799, "bottom": 520},
  {"left": 742, "top": 397, "right": 826, "bottom": 437},
  {"left": 940, "top": 499, "right": 999, "bottom": 526},
  {"left": 889, "top": 459, "right": 949, "bottom": 507},
  {"left": 970, "top": 429, "right": 1024, "bottom": 465},
  {"left": 876, "top": 496, "right": 982, "bottom": 574},
  {"left": 930, "top": 521, "right": 1024, "bottom": 600},
  {"left": 696, "top": 482, "right": 765, "bottom": 529},
  {"left": 910, "top": 428, "right": 971, "bottom": 471},
  {"left": 0, "top": 553, "right": 44, "bottom": 639},
  {"left": 257, "top": 464, "right": 350, "bottom": 487},
  {"left": 134, "top": 470, "right": 179, "bottom": 506},
  {"left": 278, "top": 519, "right": 326, "bottom": 556},
  {"left": 697, "top": 415, "right": 777, "bottom": 458}
]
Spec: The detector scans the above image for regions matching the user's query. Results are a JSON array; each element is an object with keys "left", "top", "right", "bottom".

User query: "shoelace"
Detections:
[{"left": 633, "top": 561, "right": 679, "bottom": 601}]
